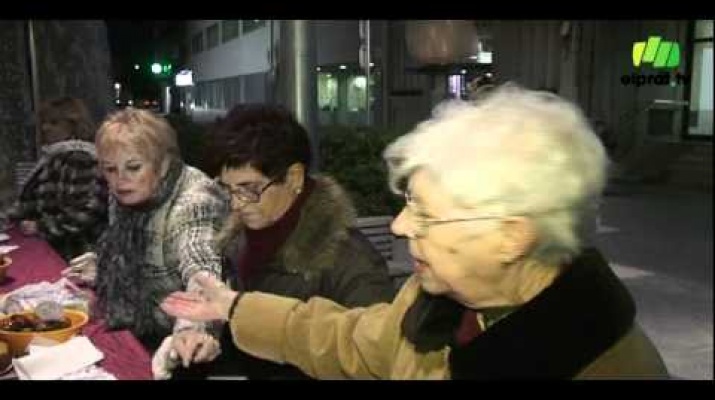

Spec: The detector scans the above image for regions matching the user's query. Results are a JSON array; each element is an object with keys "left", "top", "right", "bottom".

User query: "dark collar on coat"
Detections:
[
  {"left": 449, "top": 248, "right": 635, "bottom": 379},
  {"left": 217, "top": 175, "right": 358, "bottom": 278}
]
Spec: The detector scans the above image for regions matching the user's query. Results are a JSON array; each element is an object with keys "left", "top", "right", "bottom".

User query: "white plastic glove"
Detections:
[
  {"left": 171, "top": 329, "right": 221, "bottom": 368},
  {"left": 151, "top": 335, "right": 180, "bottom": 380},
  {"left": 61, "top": 252, "right": 97, "bottom": 286}
]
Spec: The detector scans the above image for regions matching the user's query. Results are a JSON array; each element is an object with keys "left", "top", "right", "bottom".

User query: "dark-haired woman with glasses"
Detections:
[{"left": 182, "top": 103, "right": 395, "bottom": 379}]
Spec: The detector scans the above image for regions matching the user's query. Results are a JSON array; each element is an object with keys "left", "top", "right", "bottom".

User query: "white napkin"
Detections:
[
  {"left": 12, "top": 336, "right": 104, "bottom": 380},
  {"left": 23, "top": 341, "right": 116, "bottom": 380},
  {"left": 0, "top": 245, "right": 18, "bottom": 254},
  {"left": 58, "top": 365, "right": 116, "bottom": 380}
]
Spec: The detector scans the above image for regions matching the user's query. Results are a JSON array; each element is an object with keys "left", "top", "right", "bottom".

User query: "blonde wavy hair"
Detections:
[{"left": 96, "top": 108, "right": 180, "bottom": 169}]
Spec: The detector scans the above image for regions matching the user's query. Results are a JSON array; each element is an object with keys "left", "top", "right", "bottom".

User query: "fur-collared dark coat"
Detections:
[
  {"left": 216, "top": 175, "right": 395, "bottom": 306},
  {"left": 209, "top": 175, "right": 395, "bottom": 379}
]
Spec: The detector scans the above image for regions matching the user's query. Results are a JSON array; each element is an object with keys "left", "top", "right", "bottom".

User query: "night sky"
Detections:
[{"left": 105, "top": 20, "right": 185, "bottom": 102}]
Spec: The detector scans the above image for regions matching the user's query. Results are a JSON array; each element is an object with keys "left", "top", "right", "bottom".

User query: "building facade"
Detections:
[
  {"left": 180, "top": 20, "right": 710, "bottom": 185},
  {"left": 182, "top": 20, "right": 492, "bottom": 129}
]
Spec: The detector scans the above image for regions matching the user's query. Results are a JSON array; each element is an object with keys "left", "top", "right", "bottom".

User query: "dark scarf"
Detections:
[
  {"left": 237, "top": 177, "right": 315, "bottom": 285},
  {"left": 401, "top": 248, "right": 636, "bottom": 378},
  {"left": 95, "top": 159, "right": 184, "bottom": 337}
]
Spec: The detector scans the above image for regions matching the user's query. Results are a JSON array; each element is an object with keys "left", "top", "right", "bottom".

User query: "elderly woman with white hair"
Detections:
[{"left": 159, "top": 84, "right": 668, "bottom": 379}]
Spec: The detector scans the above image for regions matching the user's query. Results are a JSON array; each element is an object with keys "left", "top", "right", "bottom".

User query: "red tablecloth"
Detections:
[{"left": 1, "top": 227, "right": 153, "bottom": 380}]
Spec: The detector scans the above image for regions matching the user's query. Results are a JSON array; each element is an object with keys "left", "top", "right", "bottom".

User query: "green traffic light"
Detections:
[{"left": 151, "top": 63, "right": 162, "bottom": 74}]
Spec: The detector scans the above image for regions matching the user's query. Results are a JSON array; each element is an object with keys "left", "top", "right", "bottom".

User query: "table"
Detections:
[{"left": 0, "top": 227, "right": 153, "bottom": 380}]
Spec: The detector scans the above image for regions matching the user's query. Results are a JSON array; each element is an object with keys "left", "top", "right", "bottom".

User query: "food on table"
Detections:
[{"left": 0, "top": 312, "right": 71, "bottom": 333}]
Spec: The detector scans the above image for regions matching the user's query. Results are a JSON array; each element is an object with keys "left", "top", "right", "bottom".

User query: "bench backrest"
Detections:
[{"left": 355, "top": 215, "right": 395, "bottom": 261}]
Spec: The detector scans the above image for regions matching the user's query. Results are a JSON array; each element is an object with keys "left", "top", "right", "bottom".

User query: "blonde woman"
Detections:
[{"left": 86, "top": 108, "right": 229, "bottom": 374}]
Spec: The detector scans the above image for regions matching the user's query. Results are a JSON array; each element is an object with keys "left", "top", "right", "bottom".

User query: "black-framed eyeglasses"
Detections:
[
  {"left": 223, "top": 177, "right": 279, "bottom": 204},
  {"left": 402, "top": 190, "right": 570, "bottom": 238},
  {"left": 402, "top": 191, "right": 505, "bottom": 238}
]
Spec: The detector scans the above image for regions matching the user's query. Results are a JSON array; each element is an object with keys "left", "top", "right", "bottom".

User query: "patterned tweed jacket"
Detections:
[
  {"left": 8, "top": 140, "right": 107, "bottom": 259},
  {"left": 105, "top": 164, "right": 230, "bottom": 338}
]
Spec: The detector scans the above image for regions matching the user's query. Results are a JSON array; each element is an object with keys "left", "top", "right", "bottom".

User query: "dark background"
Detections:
[{"left": 106, "top": 20, "right": 186, "bottom": 103}]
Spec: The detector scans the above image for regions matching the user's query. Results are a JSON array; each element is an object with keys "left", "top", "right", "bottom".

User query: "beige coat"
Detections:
[{"left": 228, "top": 249, "right": 669, "bottom": 379}]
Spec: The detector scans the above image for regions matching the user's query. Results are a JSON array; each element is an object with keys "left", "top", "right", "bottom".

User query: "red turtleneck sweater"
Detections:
[{"left": 236, "top": 178, "right": 315, "bottom": 285}]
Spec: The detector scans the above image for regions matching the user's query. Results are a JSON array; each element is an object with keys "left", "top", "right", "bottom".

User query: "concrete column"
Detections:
[
  {"left": 380, "top": 21, "right": 390, "bottom": 127},
  {"left": 277, "top": 20, "right": 319, "bottom": 170},
  {"left": 559, "top": 21, "right": 579, "bottom": 103}
]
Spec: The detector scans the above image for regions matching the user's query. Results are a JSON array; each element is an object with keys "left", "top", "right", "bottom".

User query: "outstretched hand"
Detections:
[
  {"left": 160, "top": 273, "right": 238, "bottom": 322},
  {"left": 61, "top": 252, "right": 97, "bottom": 286}
]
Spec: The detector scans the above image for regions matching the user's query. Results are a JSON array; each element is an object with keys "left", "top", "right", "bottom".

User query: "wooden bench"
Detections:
[
  {"left": 355, "top": 215, "right": 412, "bottom": 288},
  {"left": 355, "top": 215, "right": 395, "bottom": 260}
]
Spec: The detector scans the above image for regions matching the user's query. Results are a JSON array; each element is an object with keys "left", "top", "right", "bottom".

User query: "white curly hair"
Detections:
[{"left": 384, "top": 83, "right": 608, "bottom": 265}]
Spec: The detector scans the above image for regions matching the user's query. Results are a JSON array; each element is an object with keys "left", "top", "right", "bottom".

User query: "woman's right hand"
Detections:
[
  {"left": 161, "top": 273, "right": 239, "bottom": 322},
  {"left": 61, "top": 252, "right": 97, "bottom": 286}
]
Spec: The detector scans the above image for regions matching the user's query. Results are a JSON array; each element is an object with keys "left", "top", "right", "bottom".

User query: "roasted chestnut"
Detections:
[{"left": 0, "top": 313, "right": 71, "bottom": 332}]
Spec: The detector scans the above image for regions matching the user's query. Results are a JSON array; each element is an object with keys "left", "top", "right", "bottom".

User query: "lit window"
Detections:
[
  {"left": 448, "top": 74, "right": 464, "bottom": 99},
  {"left": 347, "top": 75, "right": 375, "bottom": 112},
  {"left": 353, "top": 76, "right": 367, "bottom": 89},
  {"left": 688, "top": 20, "right": 713, "bottom": 137},
  {"left": 317, "top": 72, "right": 338, "bottom": 110}
]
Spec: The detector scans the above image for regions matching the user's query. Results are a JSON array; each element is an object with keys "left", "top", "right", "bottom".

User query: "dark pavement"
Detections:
[{"left": 595, "top": 183, "right": 712, "bottom": 379}]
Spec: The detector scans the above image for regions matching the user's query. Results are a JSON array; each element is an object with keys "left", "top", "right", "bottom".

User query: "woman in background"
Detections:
[{"left": 6, "top": 97, "right": 107, "bottom": 260}]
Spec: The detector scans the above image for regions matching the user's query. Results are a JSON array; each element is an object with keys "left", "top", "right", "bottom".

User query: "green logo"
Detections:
[{"left": 632, "top": 36, "right": 680, "bottom": 69}]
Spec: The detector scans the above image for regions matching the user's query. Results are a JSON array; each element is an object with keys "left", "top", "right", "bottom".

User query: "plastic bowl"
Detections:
[
  {"left": 0, "top": 340, "right": 10, "bottom": 373},
  {"left": 0, "top": 256, "right": 10, "bottom": 283},
  {"left": 0, "top": 309, "right": 89, "bottom": 357}
]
